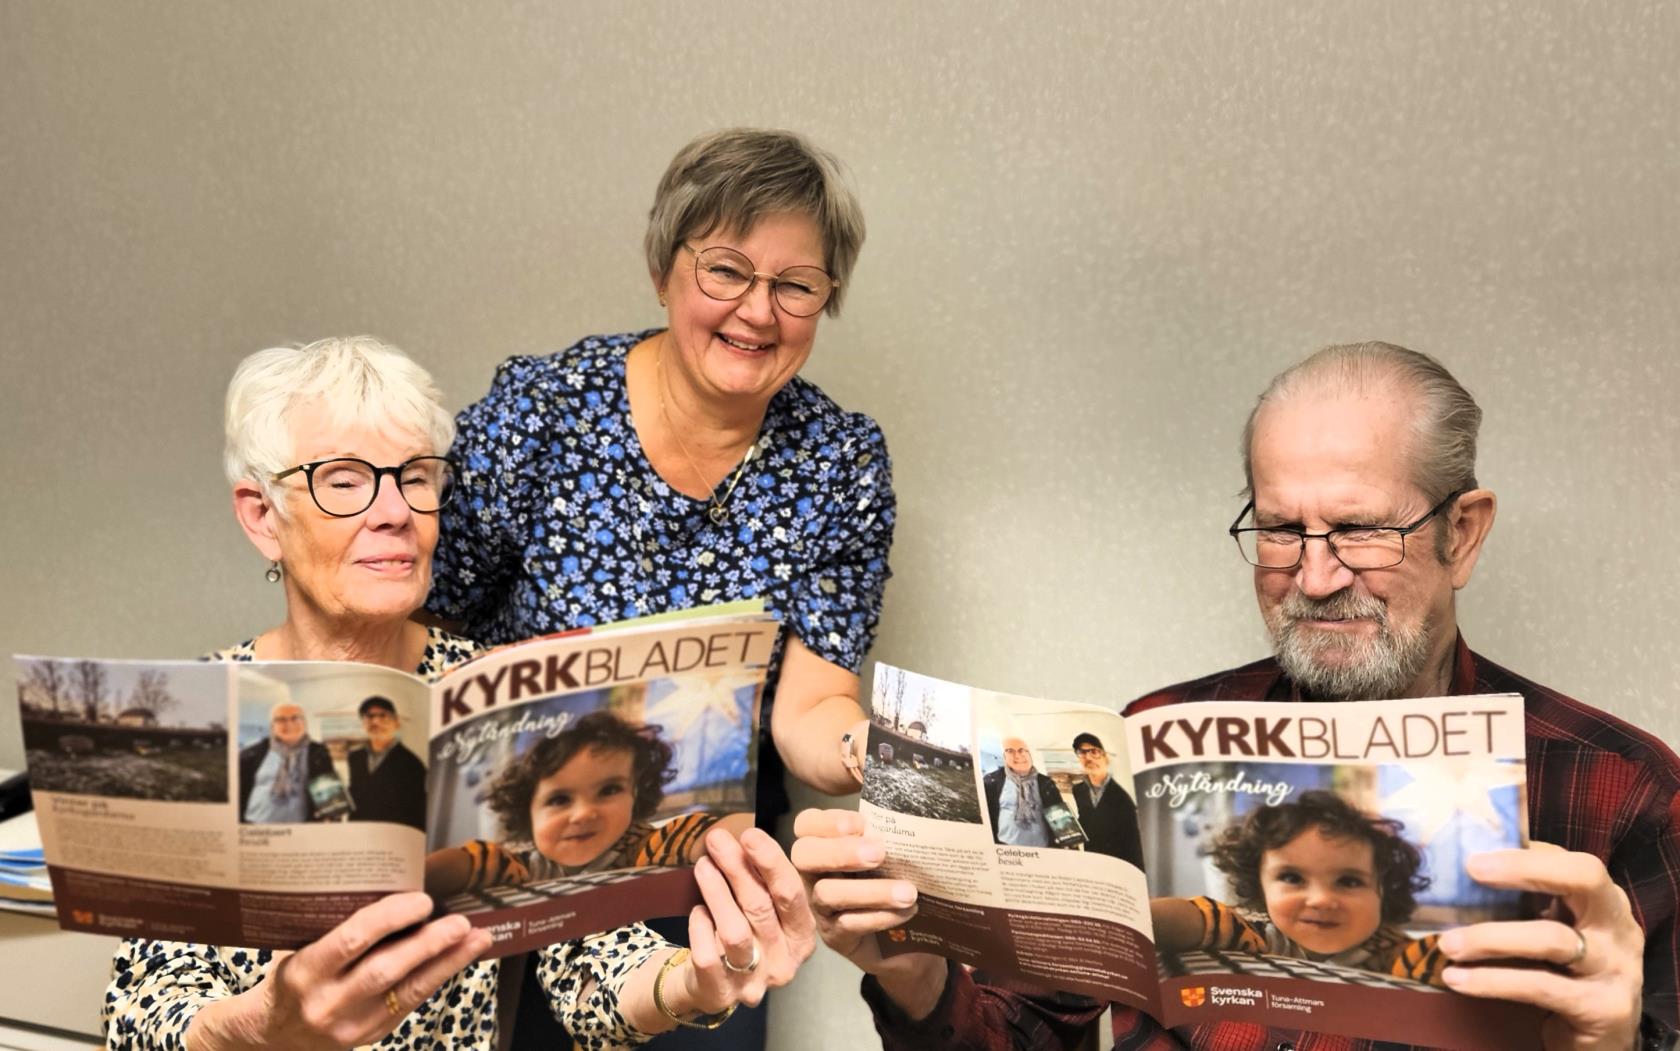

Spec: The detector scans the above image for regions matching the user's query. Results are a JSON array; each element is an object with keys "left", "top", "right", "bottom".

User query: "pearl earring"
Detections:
[{"left": 265, "top": 561, "right": 282, "bottom": 583}]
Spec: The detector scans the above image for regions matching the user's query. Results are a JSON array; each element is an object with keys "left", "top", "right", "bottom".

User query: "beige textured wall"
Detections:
[{"left": 2, "top": 1, "right": 1677, "bottom": 1043}]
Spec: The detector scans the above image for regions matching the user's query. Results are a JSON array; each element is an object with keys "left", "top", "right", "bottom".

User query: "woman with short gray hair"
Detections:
[
  {"left": 429, "top": 128, "right": 895, "bottom": 1047},
  {"left": 105, "top": 336, "right": 816, "bottom": 1051}
]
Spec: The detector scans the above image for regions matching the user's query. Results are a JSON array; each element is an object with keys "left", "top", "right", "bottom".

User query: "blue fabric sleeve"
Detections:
[
  {"left": 788, "top": 414, "right": 895, "bottom": 672},
  {"left": 428, "top": 355, "right": 551, "bottom": 628}
]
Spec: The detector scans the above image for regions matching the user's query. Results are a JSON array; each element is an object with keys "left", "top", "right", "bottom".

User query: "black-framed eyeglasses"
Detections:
[
  {"left": 271, "top": 456, "right": 456, "bottom": 518},
  {"left": 1228, "top": 489, "right": 1465, "bottom": 571},
  {"left": 684, "top": 244, "right": 836, "bottom": 317},
  {"left": 1074, "top": 746, "right": 1106, "bottom": 758}
]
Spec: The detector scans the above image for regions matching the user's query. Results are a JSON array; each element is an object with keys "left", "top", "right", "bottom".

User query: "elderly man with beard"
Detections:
[
  {"left": 1070, "top": 733, "right": 1144, "bottom": 867},
  {"left": 793, "top": 342, "right": 1680, "bottom": 1051}
]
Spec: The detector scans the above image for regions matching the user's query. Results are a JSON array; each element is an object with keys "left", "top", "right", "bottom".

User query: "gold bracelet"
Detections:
[{"left": 652, "top": 948, "right": 737, "bottom": 1030}]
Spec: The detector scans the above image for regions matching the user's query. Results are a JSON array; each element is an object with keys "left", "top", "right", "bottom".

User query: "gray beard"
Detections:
[{"left": 1266, "top": 590, "right": 1431, "bottom": 701}]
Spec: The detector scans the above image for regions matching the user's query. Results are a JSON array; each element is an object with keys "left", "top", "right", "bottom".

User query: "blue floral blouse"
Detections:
[{"left": 427, "top": 331, "right": 895, "bottom": 811}]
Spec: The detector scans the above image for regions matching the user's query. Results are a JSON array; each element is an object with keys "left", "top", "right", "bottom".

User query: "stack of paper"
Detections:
[{"left": 0, "top": 810, "right": 53, "bottom": 916}]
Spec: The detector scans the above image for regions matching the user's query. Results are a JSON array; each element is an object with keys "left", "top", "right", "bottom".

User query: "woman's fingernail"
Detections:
[
  {"left": 892, "top": 883, "right": 916, "bottom": 906},
  {"left": 860, "top": 844, "right": 885, "bottom": 865}
]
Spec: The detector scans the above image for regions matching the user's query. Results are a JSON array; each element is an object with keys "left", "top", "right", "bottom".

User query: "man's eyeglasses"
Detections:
[
  {"left": 272, "top": 456, "right": 456, "bottom": 518},
  {"left": 685, "top": 244, "right": 836, "bottom": 317},
  {"left": 1228, "top": 490, "right": 1465, "bottom": 571},
  {"left": 1075, "top": 747, "right": 1106, "bottom": 758}
]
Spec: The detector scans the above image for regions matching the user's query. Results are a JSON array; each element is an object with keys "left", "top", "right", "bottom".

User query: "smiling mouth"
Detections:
[
  {"left": 357, "top": 558, "right": 415, "bottom": 571},
  {"left": 717, "top": 333, "right": 773, "bottom": 352}
]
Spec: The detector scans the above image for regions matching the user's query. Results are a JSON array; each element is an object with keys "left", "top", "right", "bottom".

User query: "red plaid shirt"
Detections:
[{"left": 863, "top": 636, "right": 1680, "bottom": 1051}]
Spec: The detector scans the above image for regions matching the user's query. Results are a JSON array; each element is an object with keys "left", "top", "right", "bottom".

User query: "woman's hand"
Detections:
[
  {"left": 186, "top": 892, "right": 492, "bottom": 1051},
  {"left": 635, "top": 826, "right": 816, "bottom": 1030}
]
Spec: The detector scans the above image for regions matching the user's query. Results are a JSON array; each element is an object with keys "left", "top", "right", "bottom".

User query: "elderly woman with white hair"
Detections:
[{"left": 103, "top": 336, "right": 815, "bottom": 1051}]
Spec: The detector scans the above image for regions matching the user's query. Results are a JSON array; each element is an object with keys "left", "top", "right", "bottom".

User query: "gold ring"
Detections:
[
  {"left": 1566, "top": 929, "right": 1588, "bottom": 971},
  {"left": 384, "top": 988, "right": 402, "bottom": 1016}
]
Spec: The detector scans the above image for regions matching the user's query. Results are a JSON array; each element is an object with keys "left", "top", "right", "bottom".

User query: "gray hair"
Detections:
[
  {"left": 223, "top": 336, "right": 455, "bottom": 512},
  {"left": 1241, "top": 341, "right": 1482, "bottom": 504},
  {"left": 643, "top": 128, "right": 866, "bottom": 315}
]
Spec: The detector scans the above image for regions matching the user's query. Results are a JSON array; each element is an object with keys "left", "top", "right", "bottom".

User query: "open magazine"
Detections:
[
  {"left": 860, "top": 664, "right": 1542, "bottom": 1050},
  {"left": 13, "top": 605, "right": 776, "bottom": 955}
]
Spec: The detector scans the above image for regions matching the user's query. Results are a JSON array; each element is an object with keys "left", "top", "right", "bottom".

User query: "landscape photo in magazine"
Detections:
[{"left": 860, "top": 663, "right": 1547, "bottom": 1050}]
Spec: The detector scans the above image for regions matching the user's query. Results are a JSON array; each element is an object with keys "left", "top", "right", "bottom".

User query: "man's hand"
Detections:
[
  {"left": 1441, "top": 843, "right": 1644, "bottom": 1051},
  {"left": 790, "top": 808, "right": 950, "bottom": 1019}
]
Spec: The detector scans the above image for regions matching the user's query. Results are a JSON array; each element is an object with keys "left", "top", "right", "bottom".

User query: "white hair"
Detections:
[{"left": 223, "top": 336, "right": 455, "bottom": 510}]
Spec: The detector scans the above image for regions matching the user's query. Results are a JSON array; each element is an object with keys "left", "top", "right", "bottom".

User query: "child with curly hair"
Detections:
[
  {"left": 1150, "top": 789, "right": 1447, "bottom": 985},
  {"left": 426, "top": 709, "right": 752, "bottom": 895}
]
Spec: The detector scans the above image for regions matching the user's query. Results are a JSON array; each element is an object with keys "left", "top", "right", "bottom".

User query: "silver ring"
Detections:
[
  {"left": 722, "top": 942, "right": 760, "bottom": 975},
  {"left": 1566, "top": 928, "right": 1588, "bottom": 971}
]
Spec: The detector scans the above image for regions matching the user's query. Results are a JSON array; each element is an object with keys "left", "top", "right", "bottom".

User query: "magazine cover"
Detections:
[
  {"left": 421, "top": 618, "right": 772, "bottom": 954},
  {"left": 14, "top": 607, "right": 777, "bottom": 952},
  {"left": 1130, "top": 695, "right": 1540, "bottom": 1048},
  {"left": 861, "top": 663, "right": 1543, "bottom": 1050}
]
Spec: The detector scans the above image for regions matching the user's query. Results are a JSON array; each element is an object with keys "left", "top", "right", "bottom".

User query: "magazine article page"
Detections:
[
  {"left": 1131, "top": 693, "right": 1542, "bottom": 1049},
  {"left": 423, "top": 614, "right": 777, "bottom": 956},
  {"left": 860, "top": 666, "right": 1158, "bottom": 1014},
  {"left": 17, "top": 656, "right": 429, "bottom": 947}
]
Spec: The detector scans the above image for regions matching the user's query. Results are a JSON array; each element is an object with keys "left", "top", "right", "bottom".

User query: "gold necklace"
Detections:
[{"left": 655, "top": 340, "right": 760, "bottom": 525}]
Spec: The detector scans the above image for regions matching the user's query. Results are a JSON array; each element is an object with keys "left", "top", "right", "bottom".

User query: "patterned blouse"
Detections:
[
  {"left": 425, "top": 332, "right": 896, "bottom": 816},
  {"left": 103, "top": 627, "right": 671, "bottom": 1050}
]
